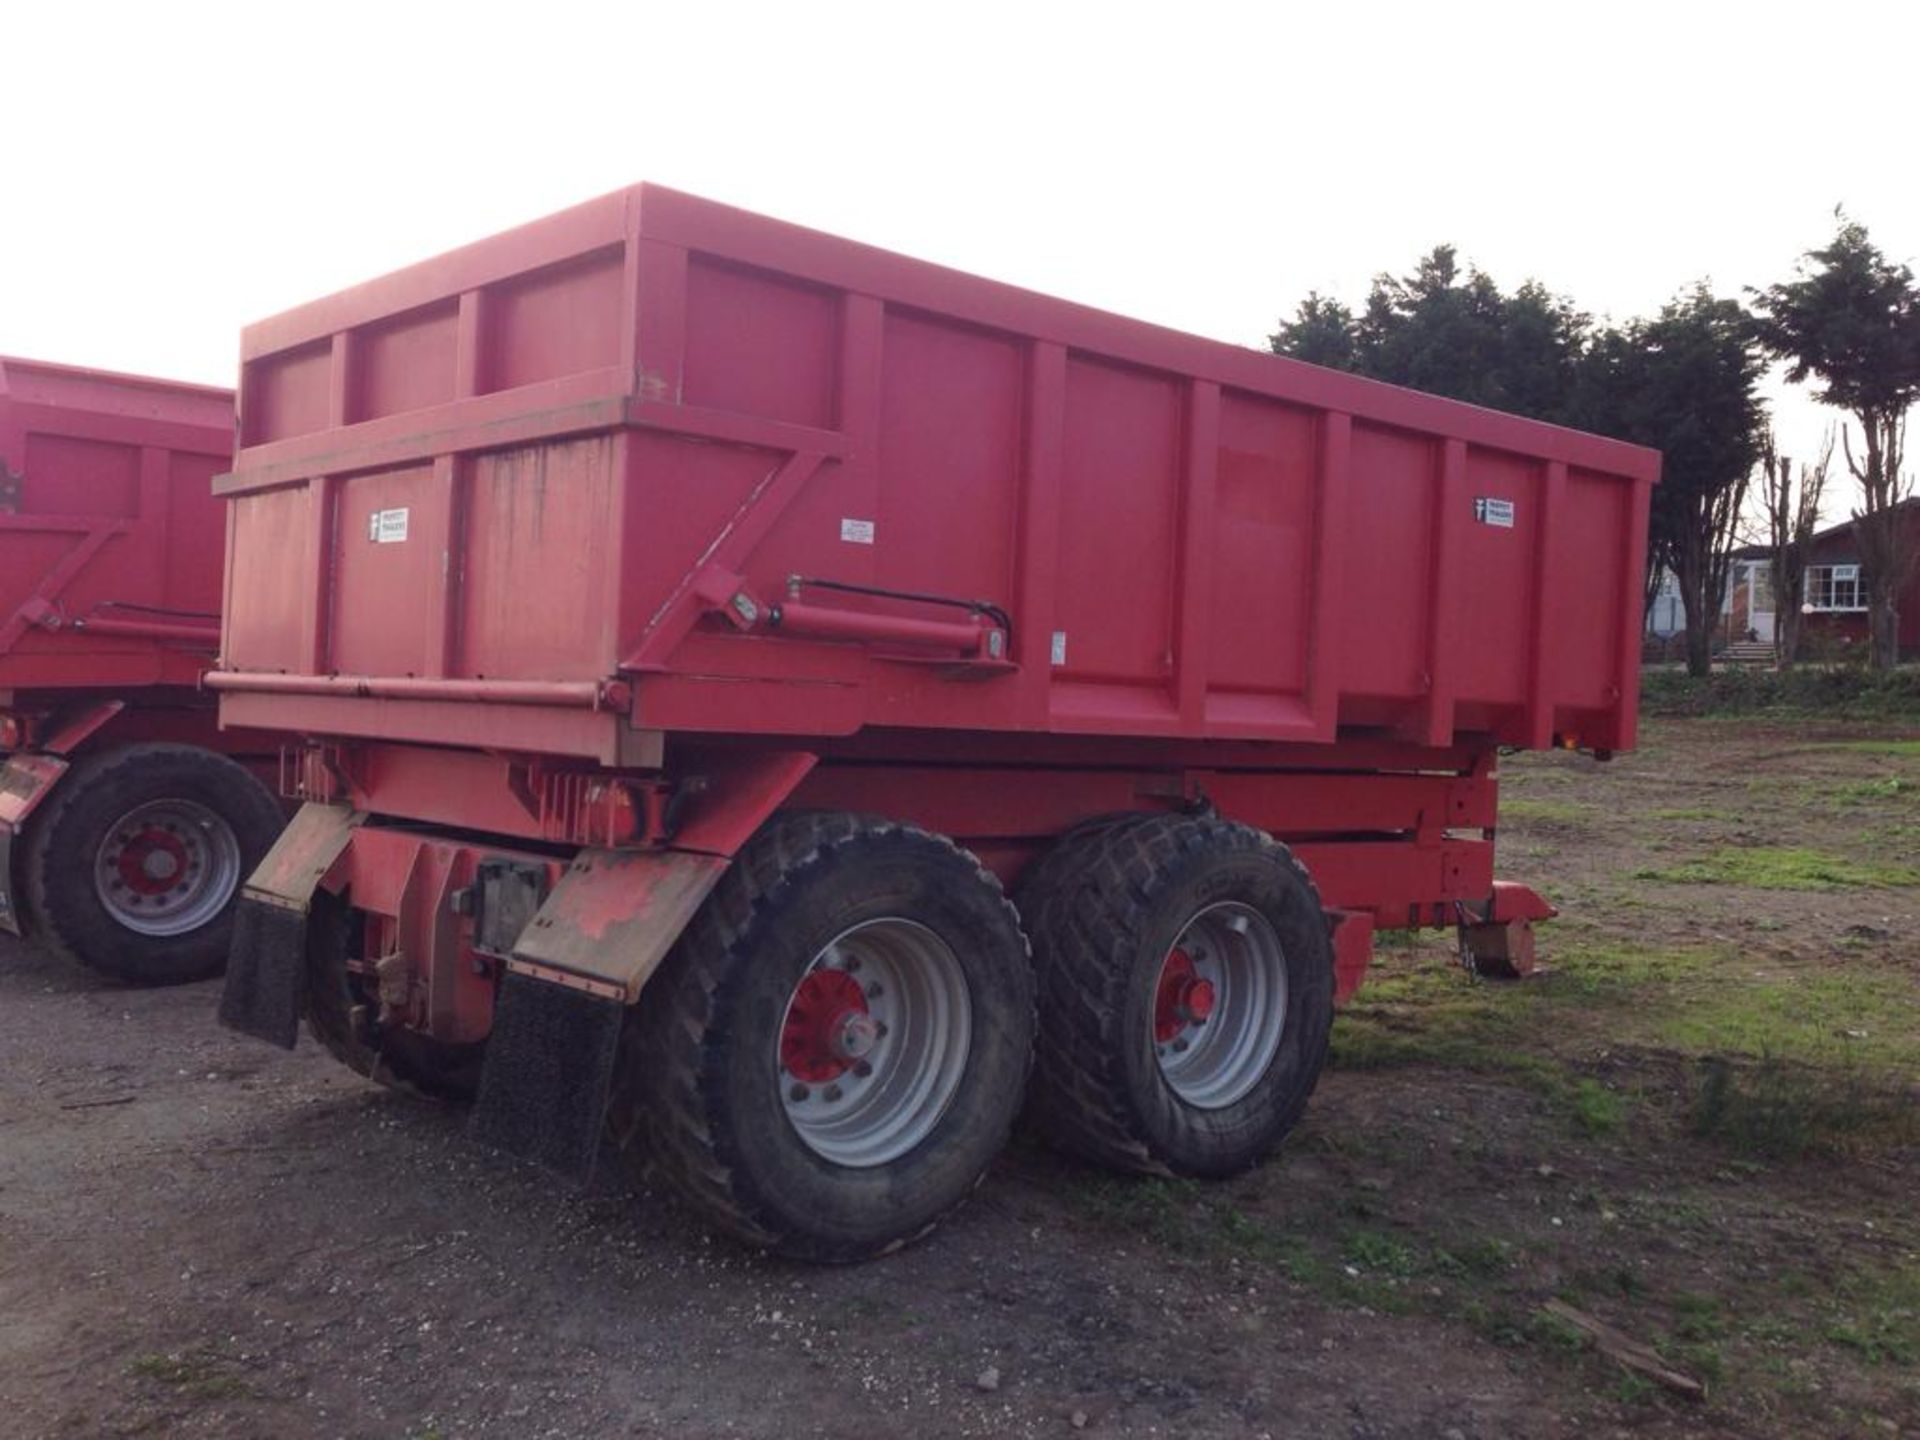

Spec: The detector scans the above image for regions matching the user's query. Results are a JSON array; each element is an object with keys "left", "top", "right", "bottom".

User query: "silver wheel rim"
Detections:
[
  {"left": 92, "top": 798, "right": 243, "bottom": 938},
  {"left": 1153, "top": 901, "right": 1288, "bottom": 1110},
  {"left": 777, "top": 917, "right": 973, "bottom": 1168}
]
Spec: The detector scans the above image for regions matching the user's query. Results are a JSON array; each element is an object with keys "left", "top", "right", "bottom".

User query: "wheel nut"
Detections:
[
  {"left": 1172, "top": 1038, "right": 1190, "bottom": 1053},
  {"left": 853, "top": 1060, "right": 873, "bottom": 1078},
  {"left": 866, "top": 983, "right": 884, "bottom": 999},
  {"left": 844, "top": 957, "right": 861, "bottom": 974},
  {"left": 789, "top": 1084, "right": 810, "bottom": 1102},
  {"left": 823, "top": 1084, "right": 843, "bottom": 1102}
]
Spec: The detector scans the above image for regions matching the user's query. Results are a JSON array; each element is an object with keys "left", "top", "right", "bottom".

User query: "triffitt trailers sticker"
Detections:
[
  {"left": 1473, "top": 497, "right": 1515, "bottom": 528},
  {"left": 369, "top": 507, "right": 410, "bottom": 543}
]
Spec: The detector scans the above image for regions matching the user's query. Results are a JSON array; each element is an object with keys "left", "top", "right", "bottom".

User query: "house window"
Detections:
[{"left": 1806, "top": 563, "right": 1864, "bottom": 612}]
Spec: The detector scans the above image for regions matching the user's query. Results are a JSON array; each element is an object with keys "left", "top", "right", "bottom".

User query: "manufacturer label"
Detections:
[
  {"left": 1050, "top": 631, "right": 1068, "bottom": 667},
  {"left": 1474, "top": 497, "right": 1515, "bottom": 529},
  {"left": 369, "top": 507, "right": 410, "bottom": 543},
  {"left": 840, "top": 517, "right": 875, "bottom": 545}
]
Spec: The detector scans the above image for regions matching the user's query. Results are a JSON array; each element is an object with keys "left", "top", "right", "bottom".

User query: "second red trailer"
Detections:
[{"left": 0, "top": 357, "right": 283, "bottom": 983}]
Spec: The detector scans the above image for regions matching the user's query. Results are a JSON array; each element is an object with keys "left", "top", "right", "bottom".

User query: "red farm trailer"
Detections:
[
  {"left": 213, "top": 186, "right": 1658, "bottom": 1260},
  {"left": 0, "top": 357, "right": 284, "bottom": 984}
]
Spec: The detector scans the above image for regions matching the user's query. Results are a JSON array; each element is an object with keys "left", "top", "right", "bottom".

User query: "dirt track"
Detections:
[{"left": 2, "top": 719, "right": 1916, "bottom": 1439}]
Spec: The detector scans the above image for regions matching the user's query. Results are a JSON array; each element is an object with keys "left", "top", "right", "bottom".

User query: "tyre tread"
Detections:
[
  {"left": 1022, "top": 812, "right": 1332, "bottom": 1176},
  {"left": 620, "top": 811, "right": 1035, "bottom": 1261},
  {"left": 22, "top": 742, "right": 281, "bottom": 985}
]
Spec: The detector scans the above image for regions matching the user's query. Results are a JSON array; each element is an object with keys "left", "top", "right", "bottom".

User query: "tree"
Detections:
[
  {"left": 1757, "top": 427, "right": 1832, "bottom": 669},
  {"left": 1268, "top": 293, "right": 1360, "bottom": 372},
  {"left": 1754, "top": 217, "right": 1920, "bottom": 669},
  {"left": 1270, "top": 246, "right": 1589, "bottom": 424},
  {"left": 1591, "top": 287, "right": 1767, "bottom": 677}
]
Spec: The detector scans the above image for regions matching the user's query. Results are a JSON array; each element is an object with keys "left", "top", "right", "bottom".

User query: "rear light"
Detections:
[
  {"left": 574, "top": 778, "right": 655, "bottom": 847},
  {"left": 0, "top": 713, "right": 25, "bottom": 750},
  {"left": 530, "top": 770, "right": 675, "bottom": 848}
]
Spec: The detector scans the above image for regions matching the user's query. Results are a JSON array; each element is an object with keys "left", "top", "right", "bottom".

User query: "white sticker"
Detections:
[
  {"left": 369, "top": 507, "right": 410, "bottom": 543},
  {"left": 1474, "top": 497, "right": 1515, "bottom": 529},
  {"left": 840, "top": 517, "right": 876, "bottom": 545},
  {"left": 1050, "top": 630, "right": 1068, "bottom": 667}
]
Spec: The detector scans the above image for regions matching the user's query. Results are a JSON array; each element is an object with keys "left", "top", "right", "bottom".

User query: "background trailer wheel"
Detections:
[
  {"left": 614, "top": 813, "right": 1036, "bottom": 1262},
  {"left": 1019, "top": 814, "right": 1334, "bottom": 1178},
  {"left": 22, "top": 743, "right": 283, "bottom": 986}
]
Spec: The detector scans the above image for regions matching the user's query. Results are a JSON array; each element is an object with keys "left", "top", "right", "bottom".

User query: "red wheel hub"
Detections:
[
  {"left": 115, "top": 827, "right": 191, "bottom": 897},
  {"left": 1153, "top": 948, "right": 1217, "bottom": 1044},
  {"left": 781, "top": 969, "right": 874, "bottom": 1083}
]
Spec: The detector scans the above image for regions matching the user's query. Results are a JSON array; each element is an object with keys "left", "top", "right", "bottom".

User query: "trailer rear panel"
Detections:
[{"left": 213, "top": 186, "right": 1658, "bottom": 764}]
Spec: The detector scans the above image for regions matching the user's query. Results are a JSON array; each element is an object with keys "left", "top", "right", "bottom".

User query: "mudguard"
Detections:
[
  {"left": 0, "top": 752, "right": 70, "bottom": 937},
  {"left": 469, "top": 845, "right": 729, "bottom": 1183},
  {"left": 217, "top": 803, "right": 363, "bottom": 1046}
]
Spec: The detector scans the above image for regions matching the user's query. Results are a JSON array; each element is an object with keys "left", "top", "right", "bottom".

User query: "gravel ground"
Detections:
[
  {"left": 1, "top": 934, "right": 1553, "bottom": 1440},
  {"left": 3, "top": 717, "right": 1916, "bottom": 1439}
]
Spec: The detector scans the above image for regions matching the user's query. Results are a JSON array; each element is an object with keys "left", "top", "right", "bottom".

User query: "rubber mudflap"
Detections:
[
  {"left": 468, "top": 970, "right": 624, "bottom": 1184},
  {"left": 217, "top": 897, "right": 307, "bottom": 1049}
]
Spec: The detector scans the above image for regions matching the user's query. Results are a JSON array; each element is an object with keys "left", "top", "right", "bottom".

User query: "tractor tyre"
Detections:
[
  {"left": 614, "top": 812, "right": 1036, "bottom": 1262},
  {"left": 1020, "top": 813, "right": 1333, "bottom": 1177},
  {"left": 23, "top": 743, "right": 283, "bottom": 986}
]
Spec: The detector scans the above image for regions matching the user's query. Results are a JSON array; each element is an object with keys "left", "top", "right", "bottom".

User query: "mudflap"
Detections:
[
  {"left": 217, "top": 898, "right": 309, "bottom": 1047},
  {"left": 0, "top": 822, "right": 19, "bottom": 938},
  {"left": 466, "top": 846, "right": 730, "bottom": 1184},
  {"left": 217, "top": 803, "right": 365, "bottom": 1047},
  {"left": 0, "top": 751, "right": 72, "bottom": 938},
  {"left": 468, "top": 970, "right": 625, "bottom": 1183}
]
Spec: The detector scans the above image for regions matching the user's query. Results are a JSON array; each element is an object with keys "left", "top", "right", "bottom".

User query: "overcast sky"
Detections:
[{"left": 9, "top": 0, "right": 1915, "bottom": 516}]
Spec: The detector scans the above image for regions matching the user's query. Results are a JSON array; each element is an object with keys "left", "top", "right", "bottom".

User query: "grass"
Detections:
[
  {"left": 1634, "top": 845, "right": 1920, "bottom": 891},
  {"left": 1329, "top": 945, "right": 1663, "bottom": 1147},
  {"left": 127, "top": 1349, "right": 251, "bottom": 1401},
  {"left": 1569, "top": 1078, "right": 1627, "bottom": 1136},
  {"left": 1822, "top": 1266, "right": 1920, "bottom": 1368},
  {"left": 1688, "top": 1058, "right": 1920, "bottom": 1161},
  {"left": 1344, "top": 1227, "right": 1420, "bottom": 1276},
  {"left": 1826, "top": 775, "right": 1916, "bottom": 807},
  {"left": 1069, "top": 1175, "right": 1304, "bottom": 1268},
  {"left": 1827, "top": 738, "right": 1920, "bottom": 757},
  {"left": 1654, "top": 967, "right": 1918, "bottom": 1073},
  {"left": 1670, "top": 1291, "right": 1729, "bottom": 1342},
  {"left": 1065, "top": 1174, "right": 1390, "bottom": 1303},
  {"left": 1500, "top": 797, "right": 1594, "bottom": 823},
  {"left": 1344, "top": 940, "right": 1912, "bottom": 1159},
  {"left": 1066, "top": 1174, "right": 1521, "bottom": 1320},
  {"left": 1156, "top": 1231, "right": 1719, "bottom": 1391},
  {"left": 1641, "top": 667, "right": 1920, "bottom": 720}
]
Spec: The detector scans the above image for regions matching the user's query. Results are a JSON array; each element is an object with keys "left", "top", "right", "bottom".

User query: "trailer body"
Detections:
[
  {"left": 217, "top": 187, "right": 1651, "bottom": 760},
  {"left": 212, "top": 187, "right": 1658, "bottom": 1255},
  {"left": 0, "top": 358, "right": 282, "bottom": 980}
]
